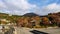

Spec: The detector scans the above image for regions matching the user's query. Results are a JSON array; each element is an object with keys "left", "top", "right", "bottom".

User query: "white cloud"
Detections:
[
  {"left": 34, "top": 3, "right": 60, "bottom": 15},
  {"left": 0, "top": 0, "right": 37, "bottom": 15},
  {"left": 46, "top": 3, "right": 60, "bottom": 10},
  {"left": 0, "top": 0, "right": 60, "bottom": 16},
  {"left": 0, "top": 0, "right": 7, "bottom": 9},
  {"left": 4, "top": 0, "right": 36, "bottom": 10},
  {"left": 45, "top": 3, "right": 60, "bottom": 13}
]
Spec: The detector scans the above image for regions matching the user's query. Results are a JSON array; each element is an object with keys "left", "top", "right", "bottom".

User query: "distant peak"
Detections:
[{"left": 23, "top": 13, "right": 39, "bottom": 17}]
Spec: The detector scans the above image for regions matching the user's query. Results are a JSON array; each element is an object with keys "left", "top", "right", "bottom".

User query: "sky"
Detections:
[{"left": 0, "top": 0, "right": 60, "bottom": 15}]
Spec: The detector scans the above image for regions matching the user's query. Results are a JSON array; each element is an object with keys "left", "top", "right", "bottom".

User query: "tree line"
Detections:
[{"left": 0, "top": 12, "right": 60, "bottom": 28}]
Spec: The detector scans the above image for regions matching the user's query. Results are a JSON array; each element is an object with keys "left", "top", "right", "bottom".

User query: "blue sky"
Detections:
[
  {"left": 28, "top": 0, "right": 58, "bottom": 7},
  {"left": 0, "top": 0, "right": 60, "bottom": 15}
]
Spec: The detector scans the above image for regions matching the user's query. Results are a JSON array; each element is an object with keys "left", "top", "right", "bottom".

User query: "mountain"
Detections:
[{"left": 23, "top": 13, "right": 39, "bottom": 17}]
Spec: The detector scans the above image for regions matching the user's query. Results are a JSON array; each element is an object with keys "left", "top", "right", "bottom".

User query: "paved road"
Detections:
[
  {"left": 37, "top": 28, "right": 60, "bottom": 34},
  {"left": 14, "top": 27, "right": 33, "bottom": 34},
  {"left": 14, "top": 27, "right": 60, "bottom": 34}
]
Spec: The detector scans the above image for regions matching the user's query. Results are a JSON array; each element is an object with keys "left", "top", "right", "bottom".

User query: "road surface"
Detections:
[{"left": 14, "top": 27, "right": 60, "bottom": 34}]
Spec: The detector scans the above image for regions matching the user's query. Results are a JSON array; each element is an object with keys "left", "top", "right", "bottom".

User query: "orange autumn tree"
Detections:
[
  {"left": 41, "top": 17, "right": 50, "bottom": 27},
  {"left": 48, "top": 14, "right": 60, "bottom": 26},
  {"left": 31, "top": 16, "right": 41, "bottom": 28},
  {"left": 17, "top": 17, "right": 24, "bottom": 27},
  {"left": 23, "top": 17, "right": 30, "bottom": 27}
]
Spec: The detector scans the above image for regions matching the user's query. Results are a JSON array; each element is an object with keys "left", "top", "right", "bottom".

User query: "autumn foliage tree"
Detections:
[
  {"left": 31, "top": 16, "right": 41, "bottom": 28},
  {"left": 48, "top": 13, "right": 60, "bottom": 27},
  {"left": 41, "top": 17, "right": 50, "bottom": 27}
]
